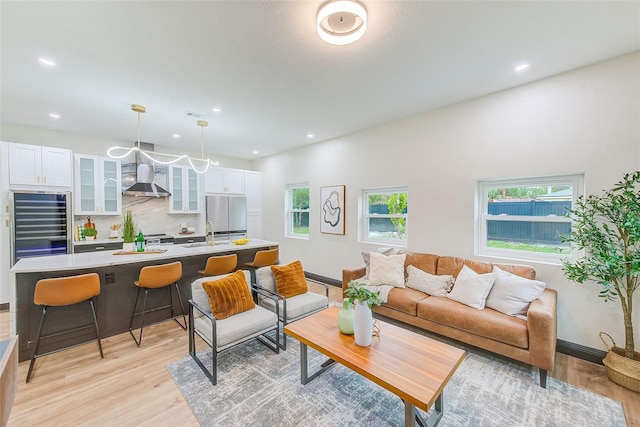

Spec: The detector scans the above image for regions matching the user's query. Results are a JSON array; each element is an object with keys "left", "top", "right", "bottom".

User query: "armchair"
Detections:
[
  {"left": 254, "top": 264, "right": 329, "bottom": 350},
  {"left": 189, "top": 270, "right": 280, "bottom": 385}
]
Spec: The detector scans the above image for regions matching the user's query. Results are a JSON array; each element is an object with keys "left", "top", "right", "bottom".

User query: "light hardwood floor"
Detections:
[{"left": 1, "top": 282, "right": 638, "bottom": 426}]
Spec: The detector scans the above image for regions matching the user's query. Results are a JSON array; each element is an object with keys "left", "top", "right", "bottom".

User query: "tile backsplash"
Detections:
[{"left": 74, "top": 196, "right": 203, "bottom": 240}]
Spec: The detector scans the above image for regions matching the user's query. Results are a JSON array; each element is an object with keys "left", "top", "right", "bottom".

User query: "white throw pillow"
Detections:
[
  {"left": 485, "top": 266, "right": 546, "bottom": 317},
  {"left": 405, "top": 265, "right": 453, "bottom": 297},
  {"left": 447, "top": 265, "right": 496, "bottom": 310},
  {"left": 362, "top": 247, "right": 401, "bottom": 278},
  {"left": 368, "top": 252, "right": 406, "bottom": 287}
]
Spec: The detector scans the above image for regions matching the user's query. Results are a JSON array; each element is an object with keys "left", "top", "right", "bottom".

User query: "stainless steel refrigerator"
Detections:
[
  {"left": 205, "top": 195, "right": 247, "bottom": 241},
  {"left": 10, "top": 190, "right": 73, "bottom": 266}
]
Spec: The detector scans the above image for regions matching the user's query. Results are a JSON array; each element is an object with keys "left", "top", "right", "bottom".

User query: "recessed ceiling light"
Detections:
[
  {"left": 253, "top": 150, "right": 259, "bottom": 155},
  {"left": 212, "top": 107, "right": 221, "bottom": 113},
  {"left": 307, "top": 133, "right": 314, "bottom": 138},
  {"left": 172, "top": 134, "right": 181, "bottom": 138},
  {"left": 514, "top": 63, "right": 530, "bottom": 72},
  {"left": 39, "top": 58, "right": 56, "bottom": 67},
  {"left": 48, "top": 113, "right": 60, "bottom": 119}
]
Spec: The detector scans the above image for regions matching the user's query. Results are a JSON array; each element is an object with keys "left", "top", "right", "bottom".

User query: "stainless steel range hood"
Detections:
[{"left": 123, "top": 142, "right": 171, "bottom": 197}]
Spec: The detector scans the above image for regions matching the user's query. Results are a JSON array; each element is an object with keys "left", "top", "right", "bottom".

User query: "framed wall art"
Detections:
[{"left": 320, "top": 185, "right": 345, "bottom": 235}]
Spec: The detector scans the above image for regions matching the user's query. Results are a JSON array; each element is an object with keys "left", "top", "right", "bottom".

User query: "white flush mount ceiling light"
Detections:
[
  {"left": 317, "top": 0, "right": 367, "bottom": 46},
  {"left": 107, "top": 104, "right": 219, "bottom": 173}
]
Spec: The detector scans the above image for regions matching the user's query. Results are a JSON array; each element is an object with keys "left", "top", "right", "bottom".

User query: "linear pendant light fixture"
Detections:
[
  {"left": 107, "top": 104, "right": 219, "bottom": 174},
  {"left": 317, "top": 0, "right": 367, "bottom": 45}
]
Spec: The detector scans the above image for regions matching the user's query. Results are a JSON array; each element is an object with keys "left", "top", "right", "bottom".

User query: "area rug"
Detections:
[{"left": 167, "top": 328, "right": 626, "bottom": 427}]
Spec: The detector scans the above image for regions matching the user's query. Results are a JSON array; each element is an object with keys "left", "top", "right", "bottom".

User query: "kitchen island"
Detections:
[{"left": 10, "top": 239, "right": 278, "bottom": 362}]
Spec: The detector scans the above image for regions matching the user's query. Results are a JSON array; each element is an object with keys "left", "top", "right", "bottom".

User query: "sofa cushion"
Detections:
[
  {"left": 417, "top": 296, "right": 529, "bottom": 349},
  {"left": 485, "top": 266, "right": 546, "bottom": 318},
  {"left": 405, "top": 265, "right": 453, "bottom": 296},
  {"left": 369, "top": 252, "right": 406, "bottom": 287},
  {"left": 404, "top": 253, "right": 439, "bottom": 278},
  {"left": 447, "top": 265, "right": 496, "bottom": 310},
  {"left": 381, "top": 287, "right": 429, "bottom": 316},
  {"left": 436, "top": 256, "right": 536, "bottom": 280}
]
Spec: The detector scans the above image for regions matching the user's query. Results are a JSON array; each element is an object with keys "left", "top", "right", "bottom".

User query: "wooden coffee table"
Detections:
[{"left": 284, "top": 306, "right": 465, "bottom": 427}]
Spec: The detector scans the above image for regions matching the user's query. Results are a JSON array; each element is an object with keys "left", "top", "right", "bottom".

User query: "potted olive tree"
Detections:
[
  {"left": 561, "top": 171, "right": 640, "bottom": 392},
  {"left": 122, "top": 210, "right": 136, "bottom": 252}
]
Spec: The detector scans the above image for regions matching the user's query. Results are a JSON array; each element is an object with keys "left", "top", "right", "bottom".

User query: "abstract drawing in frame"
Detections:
[{"left": 321, "top": 185, "right": 345, "bottom": 235}]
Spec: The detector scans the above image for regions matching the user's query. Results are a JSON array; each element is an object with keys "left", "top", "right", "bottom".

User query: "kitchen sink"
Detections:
[{"left": 182, "top": 241, "right": 229, "bottom": 248}]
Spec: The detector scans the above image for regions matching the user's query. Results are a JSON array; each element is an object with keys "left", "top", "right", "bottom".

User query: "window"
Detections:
[
  {"left": 362, "top": 187, "right": 408, "bottom": 245},
  {"left": 476, "top": 174, "right": 584, "bottom": 263},
  {"left": 286, "top": 183, "right": 309, "bottom": 238}
]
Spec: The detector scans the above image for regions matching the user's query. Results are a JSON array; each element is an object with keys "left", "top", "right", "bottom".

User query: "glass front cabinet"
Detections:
[
  {"left": 169, "top": 165, "right": 200, "bottom": 213},
  {"left": 74, "top": 154, "right": 121, "bottom": 215}
]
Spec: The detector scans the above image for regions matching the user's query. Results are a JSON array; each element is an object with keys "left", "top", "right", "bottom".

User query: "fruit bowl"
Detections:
[{"left": 232, "top": 238, "right": 250, "bottom": 245}]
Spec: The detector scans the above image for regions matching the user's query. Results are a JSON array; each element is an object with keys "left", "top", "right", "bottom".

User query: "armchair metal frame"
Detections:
[
  {"left": 254, "top": 281, "right": 329, "bottom": 350},
  {"left": 188, "top": 285, "right": 281, "bottom": 385}
]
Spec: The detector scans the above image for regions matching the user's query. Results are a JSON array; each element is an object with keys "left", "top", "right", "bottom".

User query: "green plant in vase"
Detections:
[
  {"left": 345, "top": 280, "right": 382, "bottom": 308},
  {"left": 83, "top": 227, "right": 98, "bottom": 239},
  {"left": 122, "top": 210, "right": 136, "bottom": 247},
  {"left": 345, "top": 280, "right": 382, "bottom": 347}
]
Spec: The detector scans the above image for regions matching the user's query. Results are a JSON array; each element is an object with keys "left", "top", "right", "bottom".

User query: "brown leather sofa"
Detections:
[{"left": 342, "top": 253, "right": 557, "bottom": 387}]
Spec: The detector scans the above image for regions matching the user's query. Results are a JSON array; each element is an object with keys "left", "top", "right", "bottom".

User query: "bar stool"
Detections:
[
  {"left": 27, "top": 273, "right": 103, "bottom": 382},
  {"left": 198, "top": 254, "right": 237, "bottom": 276},
  {"left": 244, "top": 248, "right": 279, "bottom": 285},
  {"left": 129, "top": 261, "right": 187, "bottom": 347}
]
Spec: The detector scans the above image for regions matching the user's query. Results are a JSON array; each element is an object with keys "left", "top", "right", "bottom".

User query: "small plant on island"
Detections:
[
  {"left": 122, "top": 210, "right": 136, "bottom": 243},
  {"left": 345, "top": 280, "right": 382, "bottom": 309}
]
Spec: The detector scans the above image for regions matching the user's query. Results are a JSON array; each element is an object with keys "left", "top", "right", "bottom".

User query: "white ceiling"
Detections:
[{"left": 1, "top": 1, "right": 639, "bottom": 161}]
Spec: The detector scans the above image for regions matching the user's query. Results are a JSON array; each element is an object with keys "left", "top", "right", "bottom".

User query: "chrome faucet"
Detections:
[{"left": 206, "top": 221, "right": 215, "bottom": 246}]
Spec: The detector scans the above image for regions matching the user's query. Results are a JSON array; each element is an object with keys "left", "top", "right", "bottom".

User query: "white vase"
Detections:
[
  {"left": 122, "top": 242, "right": 136, "bottom": 252},
  {"left": 353, "top": 300, "right": 373, "bottom": 347}
]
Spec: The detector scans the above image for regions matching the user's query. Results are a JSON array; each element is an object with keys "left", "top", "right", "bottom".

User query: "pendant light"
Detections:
[{"left": 107, "top": 104, "right": 219, "bottom": 173}]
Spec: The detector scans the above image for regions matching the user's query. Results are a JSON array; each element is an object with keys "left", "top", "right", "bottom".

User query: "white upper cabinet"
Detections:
[
  {"left": 244, "top": 170, "right": 262, "bottom": 214},
  {"left": 9, "top": 143, "right": 72, "bottom": 188},
  {"left": 74, "top": 154, "right": 122, "bottom": 215},
  {"left": 169, "top": 165, "right": 201, "bottom": 213},
  {"left": 205, "top": 167, "right": 245, "bottom": 194}
]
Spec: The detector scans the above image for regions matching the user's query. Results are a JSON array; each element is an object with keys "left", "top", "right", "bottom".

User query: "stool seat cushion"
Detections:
[
  {"left": 137, "top": 261, "right": 182, "bottom": 288},
  {"left": 270, "top": 260, "right": 308, "bottom": 298},
  {"left": 202, "top": 270, "right": 255, "bottom": 320},
  {"left": 34, "top": 273, "right": 100, "bottom": 306}
]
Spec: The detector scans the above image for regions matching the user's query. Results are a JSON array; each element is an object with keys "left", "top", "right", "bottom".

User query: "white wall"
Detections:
[{"left": 253, "top": 52, "right": 640, "bottom": 350}]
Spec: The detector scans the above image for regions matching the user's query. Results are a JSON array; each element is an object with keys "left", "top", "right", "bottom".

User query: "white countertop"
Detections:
[{"left": 10, "top": 239, "right": 279, "bottom": 273}]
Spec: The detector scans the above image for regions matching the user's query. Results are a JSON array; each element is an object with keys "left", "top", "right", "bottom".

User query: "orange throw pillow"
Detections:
[
  {"left": 271, "top": 261, "right": 308, "bottom": 298},
  {"left": 202, "top": 271, "right": 255, "bottom": 320}
]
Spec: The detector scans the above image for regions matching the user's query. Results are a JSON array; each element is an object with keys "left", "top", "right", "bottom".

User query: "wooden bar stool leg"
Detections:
[{"left": 26, "top": 306, "right": 48, "bottom": 383}]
